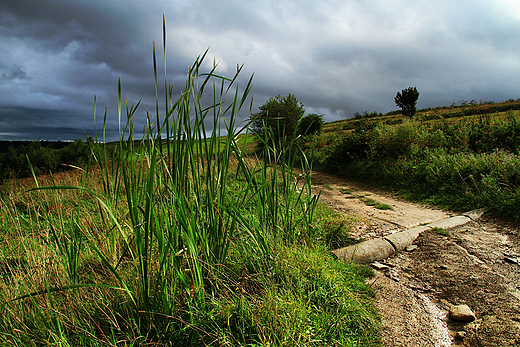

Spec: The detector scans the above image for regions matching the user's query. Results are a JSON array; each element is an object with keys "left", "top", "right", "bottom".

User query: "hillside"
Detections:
[
  {"left": 301, "top": 98, "right": 520, "bottom": 220},
  {"left": 322, "top": 98, "right": 520, "bottom": 135}
]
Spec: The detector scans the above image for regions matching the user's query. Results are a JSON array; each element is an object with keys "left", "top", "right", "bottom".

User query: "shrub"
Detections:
[
  {"left": 310, "top": 115, "right": 520, "bottom": 219},
  {"left": 322, "top": 131, "right": 369, "bottom": 172},
  {"left": 297, "top": 113, "right": 324, "bottom": 137},
  {"left": 250, "top": 94, "right": 305, "bottom": 145},
  {"left": 0, "top": 139, "right": 92, "bottom": 183},
  {"left": 59, "top": 138, "right": 91, "bottom": 168}
]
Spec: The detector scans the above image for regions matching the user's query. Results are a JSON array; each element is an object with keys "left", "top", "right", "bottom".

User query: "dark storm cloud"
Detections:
[
  {"left": 0, "top": 0, "right": 166, "bottom": 140},
  {"left": 0, "top": 106, "right": 105, "bottom": 140},
  {"left": 0, "top": 0, "right": 519, "bottom": 140},
  {"left": 0, "top": 0, "right": 148, "bottom": 67}
]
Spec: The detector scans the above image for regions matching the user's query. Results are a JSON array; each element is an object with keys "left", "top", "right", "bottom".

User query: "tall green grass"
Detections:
[{"left": 0, "top": 18, "right": 379, "bottom": 345}]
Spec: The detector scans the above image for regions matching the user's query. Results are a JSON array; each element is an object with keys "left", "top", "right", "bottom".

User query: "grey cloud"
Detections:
[
  {"left": 2, "top": 66, "right": 27, "bottom": 80},
  {"left": 0, "top": 106, "right": 100, "bottom": 140},
  {"left": 0, "top": 0, "right": 155, "bottom": 77},
  {"left": 1, "top": 0, "right": 520, "bottom": 140}
]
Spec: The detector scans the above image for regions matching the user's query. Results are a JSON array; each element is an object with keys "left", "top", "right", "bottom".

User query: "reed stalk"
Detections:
[{"left": 22, "top": 16, "right": 319, "bottom": 340}]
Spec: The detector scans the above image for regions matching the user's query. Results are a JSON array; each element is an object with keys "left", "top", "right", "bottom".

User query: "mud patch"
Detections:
[
  {"left": 383, "top": 224, "right": 520, "bottom": 346},
  {"left": 369, "top": 272, "right": 451, "bottom": 347}
]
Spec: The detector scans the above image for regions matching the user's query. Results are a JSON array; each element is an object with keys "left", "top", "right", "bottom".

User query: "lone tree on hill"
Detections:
[
  {"left": 251, "top": 94, "right": 305, "bottom": 144},
  {"left": 395, "top": 87, "right": 420, "bottom": 118}
]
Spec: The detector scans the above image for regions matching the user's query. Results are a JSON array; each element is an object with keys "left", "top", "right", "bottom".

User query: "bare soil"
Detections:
[{"left": 310, "top": 170, "right": 520, "bottom": 347}]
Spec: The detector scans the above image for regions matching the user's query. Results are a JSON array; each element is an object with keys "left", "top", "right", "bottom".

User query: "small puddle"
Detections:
[{"left": 417, "top": 294, "right": 452, "bottom": 346}]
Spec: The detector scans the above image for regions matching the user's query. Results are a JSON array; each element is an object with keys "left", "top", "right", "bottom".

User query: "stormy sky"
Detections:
[{"left": 1, "top": 0, "right": 519, "bottom": 141}]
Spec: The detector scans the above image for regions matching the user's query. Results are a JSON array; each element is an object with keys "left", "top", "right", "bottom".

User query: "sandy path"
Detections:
[
  {"left": 310, "top": 171, "right": 450, "bottom": 239},
  {"left": 309, "top": 170, "right": 520, "bottom": 346}
]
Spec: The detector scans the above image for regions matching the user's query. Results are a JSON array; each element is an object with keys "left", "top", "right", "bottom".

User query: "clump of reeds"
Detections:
[{"left": 0, "top": 17, "right": 345, "bottom": 346}]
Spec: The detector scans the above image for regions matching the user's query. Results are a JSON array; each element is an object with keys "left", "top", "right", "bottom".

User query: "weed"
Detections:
[
  {"left": 432, "top": 227, "right": 450, "bottom": 237},
  {"left": 375, "top": 203, "right": 393, "bottom": 210},
  {"left": 363, "top": 198, "right": 393, "bottom": 210},
  {"left": 364, "top": 198, "right": 377, "bottom": 206},
  {"left": 318, "top": 212, "right": 357, "bottom": 249}
]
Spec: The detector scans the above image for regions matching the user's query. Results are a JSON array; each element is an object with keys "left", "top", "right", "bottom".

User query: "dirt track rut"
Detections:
[{"left": 310, "top": 170, "right": 520, "bottom": 347}]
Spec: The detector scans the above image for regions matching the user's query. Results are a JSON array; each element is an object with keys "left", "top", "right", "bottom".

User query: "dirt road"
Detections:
[{"left": 310, "top": 171, "right": 520, "bottom": 347}]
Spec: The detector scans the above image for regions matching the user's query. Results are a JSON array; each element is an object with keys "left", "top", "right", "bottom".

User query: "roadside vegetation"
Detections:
[
  {"left": 302, "top": 100, "right": 520, "bottom": 220},
  {"left": 0, "top": 21, "right": 378, "bottom": 346}
]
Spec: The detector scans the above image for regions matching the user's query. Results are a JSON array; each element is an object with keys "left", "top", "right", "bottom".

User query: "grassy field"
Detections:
[
  {"left": 0, "top": 170, "right": 378, "bottom": 346},
  {"left": 3, "top": 97, "right": 520, "bottom": 347},
  {"left": 0, "top": 30, "right": 379, "bottom": 346}
]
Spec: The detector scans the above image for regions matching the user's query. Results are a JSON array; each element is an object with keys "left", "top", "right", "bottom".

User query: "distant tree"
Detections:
[
  {"left": 394, "top": 87, "right": 420, "bottom": 118},
  {"left": 26, "top": 141, "right": 59, "bottom": 175},
  {"left": 297, "top": 113, "right": 324, "bottom": 136},
  {"left": 60, "top": 138, "right": 90, "bottom": 168},
  {"left": 251, "top": 94, "right": 305, "bottom": 144}
]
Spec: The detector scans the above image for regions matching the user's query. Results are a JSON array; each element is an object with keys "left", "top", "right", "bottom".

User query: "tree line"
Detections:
[
  {"left": 0, "top": 87, "right": 420, "bottom": 183},
  {"left": 0, "top": 138, "right": 91, "bottom": 183}
]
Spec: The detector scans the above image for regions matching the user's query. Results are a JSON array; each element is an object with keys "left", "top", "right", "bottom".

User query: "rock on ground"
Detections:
[{"left": 449, "top": 305, "right": 475, "bottom": 322}]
